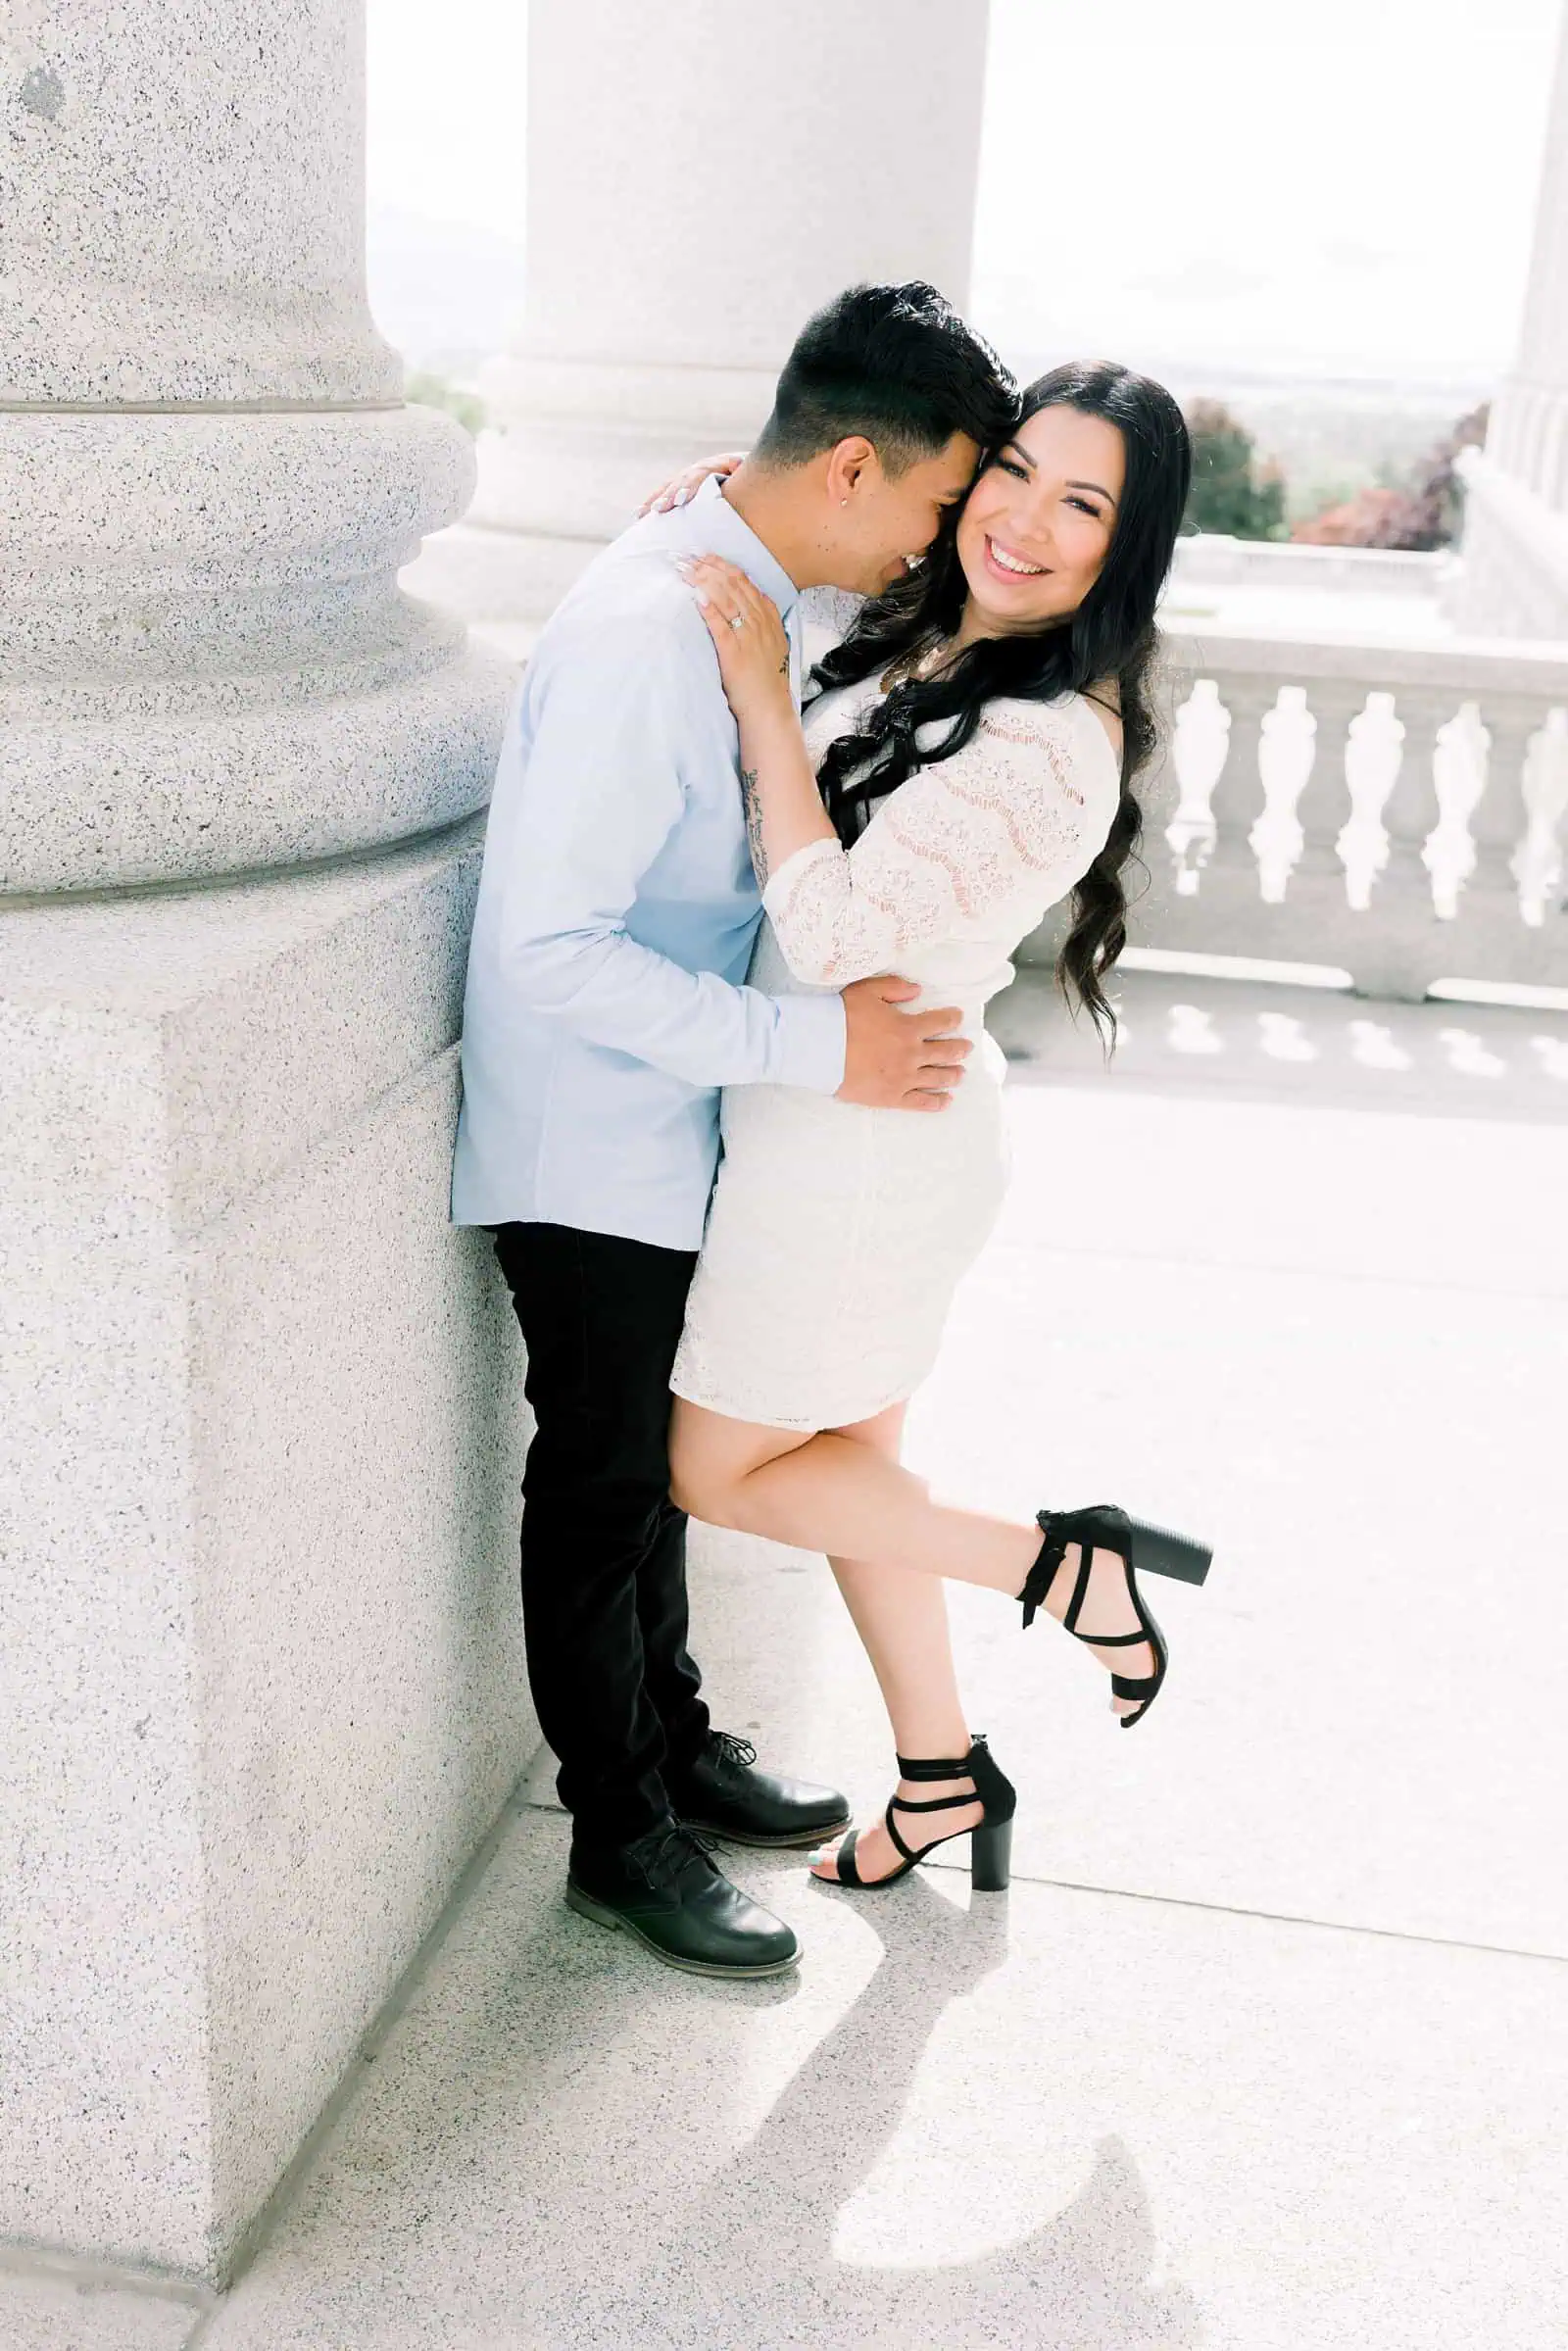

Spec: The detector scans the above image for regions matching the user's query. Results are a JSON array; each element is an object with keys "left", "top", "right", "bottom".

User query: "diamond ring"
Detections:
[{"left": 728, "top": 612, "right": 746, "bottom": 632}]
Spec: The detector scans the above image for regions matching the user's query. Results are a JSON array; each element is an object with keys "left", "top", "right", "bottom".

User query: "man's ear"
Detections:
[{"left": 824, "top": 435, "right": 878, "bottom": 505}]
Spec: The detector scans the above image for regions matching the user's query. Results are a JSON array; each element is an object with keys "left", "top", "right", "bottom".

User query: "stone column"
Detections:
[
  {"left": 1, "top": 1, "right": 532, "bottom": 2283},
  {"left": 412, "top": 0, "right": 992, "bottom": 631},
  {"left": 1453, "top": 0, "right": 1568, "bottom": 639}
]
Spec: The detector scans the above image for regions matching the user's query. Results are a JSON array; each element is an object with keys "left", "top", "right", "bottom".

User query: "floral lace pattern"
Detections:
[{"left": 762, "top": 700, "right": 1112, "bottom": 988}]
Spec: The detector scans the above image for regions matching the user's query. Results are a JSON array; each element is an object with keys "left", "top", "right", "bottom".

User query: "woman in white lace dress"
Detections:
[{"left": 666, "top": 367, "right": 1212, "bottom": 1891}]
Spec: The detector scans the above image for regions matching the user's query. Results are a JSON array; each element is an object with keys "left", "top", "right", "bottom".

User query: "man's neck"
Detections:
[{"left": 719, "top": 463, "right": 835, "bottom": 593}]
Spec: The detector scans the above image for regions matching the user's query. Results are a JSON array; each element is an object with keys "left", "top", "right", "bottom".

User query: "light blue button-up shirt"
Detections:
[{"left": 451, "top": 478, "right": 849, "bottom": 1249}]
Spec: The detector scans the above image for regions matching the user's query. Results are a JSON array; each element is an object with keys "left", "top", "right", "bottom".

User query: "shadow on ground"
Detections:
[
  {"left": 586, "top": 1874, "right": 1200, "bottom": 2351},
  {"left": 993, "top": 962, "right": 1568, "bottom": 1124}
]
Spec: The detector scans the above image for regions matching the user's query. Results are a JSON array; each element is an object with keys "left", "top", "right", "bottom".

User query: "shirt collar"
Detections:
[{"left": 677, "top": 472, "right": 801, "bottom": 618}]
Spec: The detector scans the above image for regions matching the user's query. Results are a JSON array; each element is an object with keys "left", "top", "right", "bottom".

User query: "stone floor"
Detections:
[{"left": 9, "top": 967, "right": 1568, "bottom": 2350}]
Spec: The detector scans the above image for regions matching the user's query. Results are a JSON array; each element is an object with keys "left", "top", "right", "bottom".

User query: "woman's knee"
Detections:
[{"left": 668, "top": 1402, "right": 800, "bottom": 1527}]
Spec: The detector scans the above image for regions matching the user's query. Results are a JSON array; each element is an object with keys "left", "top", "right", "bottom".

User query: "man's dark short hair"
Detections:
[{"left": 754, "top": 281, "right": 1019, "bottom": 476}]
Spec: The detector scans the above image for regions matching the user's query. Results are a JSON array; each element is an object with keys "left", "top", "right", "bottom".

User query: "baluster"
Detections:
[
  {"left": 1250, "top": 686, "right": 1317, "bottom": 902},
  {"left": 1377, "top": 697, "right": 1444, "bottom": 899},
  {"left": 1466, "top": 703, "right": 1542, "bottom": 906},
  {"left": 1205, "top": 679, "right": 1274, "bottom": 879},
  {"left": 1293, "top": 683, "right": 1361, "bottom": 889},
  {"left": 1514, "top": 708, "right": 1568, "bottom": 926},
  {"left": 1337, "top": 692, "right": 1404, "bottom": 910},
  {"left": 1423, "top": 702, "right": 1490, "bottom": 919},
  {"left": 1163, "top": 677, "right": 1230, "bottom": 895},
  {"left": 1343, "top": 694, "right": 1446, "bottom": 997}
]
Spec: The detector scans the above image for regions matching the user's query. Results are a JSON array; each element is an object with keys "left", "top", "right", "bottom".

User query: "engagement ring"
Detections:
[{"left": 728, "top": 613, "right": 746, "bottom": 632}]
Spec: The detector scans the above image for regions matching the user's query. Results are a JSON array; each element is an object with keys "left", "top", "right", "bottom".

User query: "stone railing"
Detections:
[
  {"left": 1024, "top": 625, "right": 1568, "bottom": 1000},
  {"left": 1169, "top": 533, "right": 1449, "bottom": 602}
]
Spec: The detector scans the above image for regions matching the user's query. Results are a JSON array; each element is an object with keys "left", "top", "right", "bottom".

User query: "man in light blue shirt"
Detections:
[
  {"left": 451, "top": 471, "right": 847, "bottom": 1248},
  {"left": 453, "top": 282, "right": 1018, "bottom": 1979}
]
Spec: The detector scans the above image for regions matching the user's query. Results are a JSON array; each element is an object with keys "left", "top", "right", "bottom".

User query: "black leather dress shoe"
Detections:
[
  {"left": 565, "top": 1823, "right": 799, "bottom": 1979},
  {"left": 669, "top": 1731, "right": 851, "bottom": 1849}
]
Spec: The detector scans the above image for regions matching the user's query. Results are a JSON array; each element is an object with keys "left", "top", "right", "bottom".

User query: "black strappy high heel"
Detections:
[
  {"left": 1021, "top": 1504, "right": 1211, "bottom": 1729},
  {"left": 816, "top": 1736, "right": 1016, "bottom": 1892}
]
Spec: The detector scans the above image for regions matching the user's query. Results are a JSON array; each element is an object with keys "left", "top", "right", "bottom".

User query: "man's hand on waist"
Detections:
[{"left": 836, "top": 975, "right": 970, "bottom": 1112}]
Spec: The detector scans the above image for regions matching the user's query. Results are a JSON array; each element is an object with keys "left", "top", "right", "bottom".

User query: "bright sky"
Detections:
[
  {"left": 367, "top": 0, "right": 1562, "bottom": 383},
  {"left": 368, "top": 0, "right": 529, "bottom": 241}
]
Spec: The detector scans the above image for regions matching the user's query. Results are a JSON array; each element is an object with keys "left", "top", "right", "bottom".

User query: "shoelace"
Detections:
[
  {"left": 708, "top": 1732, "right": 758, "bottom": 1772},
  {"left": 633, "top": 1822, "right": 716, "bottom": 1888}
]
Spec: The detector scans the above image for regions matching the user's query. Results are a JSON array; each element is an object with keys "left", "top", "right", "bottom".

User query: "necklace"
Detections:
[{"left": 878, "top": 634, "right": 954, "bottom": 696}]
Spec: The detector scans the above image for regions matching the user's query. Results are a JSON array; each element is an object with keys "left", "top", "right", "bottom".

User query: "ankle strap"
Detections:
[
  {"left": 895, "top": 1743, "right": 977, "bottom": 1781},
  {"left": 1021, "top": 1504, "right": 1130, "bottom": 1628}
]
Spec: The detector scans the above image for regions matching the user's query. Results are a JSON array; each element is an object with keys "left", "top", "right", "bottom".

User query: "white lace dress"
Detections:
[{"left": 668, "top": 670, "right": 1122, "bottom": 1431}]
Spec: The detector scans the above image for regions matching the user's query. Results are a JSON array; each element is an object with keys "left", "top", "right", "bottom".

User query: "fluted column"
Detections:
[
  {"left": 1453, "top": 0, "right": 1568, "bottom": 639},
  {"left": 447, "top": 0, "right": 992, "bottom": 620},
  {"left": 1, "top": 0, "right": 528, "bottom": 2284}
]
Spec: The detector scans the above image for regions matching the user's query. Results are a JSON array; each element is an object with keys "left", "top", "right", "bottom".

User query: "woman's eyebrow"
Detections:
[{"left": 1004, "top": 441, "right": 1119, "bottom": 508}]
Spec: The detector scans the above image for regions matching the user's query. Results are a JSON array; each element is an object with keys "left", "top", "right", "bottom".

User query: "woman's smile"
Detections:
[{"left": 982, "top": 533, "right": 1051, "bottom": 582}]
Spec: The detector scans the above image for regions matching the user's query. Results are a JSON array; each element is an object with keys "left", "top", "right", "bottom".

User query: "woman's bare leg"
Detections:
[
  {"left": 670, "top": 1400, "right": 1035, "bottom": 1589},
  {"left": 812, "top": 1402, "right": 982, "bottom": 1884},
  {"left": 668, "top": 1396, "right": 1152, "bottom": 1715}
]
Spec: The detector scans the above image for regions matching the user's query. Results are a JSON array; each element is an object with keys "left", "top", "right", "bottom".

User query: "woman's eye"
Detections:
[
  {"left": 1067, "top": 496, "right": 1103, "bottom": 517},
  {"left": 998, "top": 459, "right": 1029, "bottom": 480}
]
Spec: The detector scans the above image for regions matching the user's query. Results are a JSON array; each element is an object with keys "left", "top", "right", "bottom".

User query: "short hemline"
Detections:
[{"left": 667, "top": 1375, "right": 920, "bottom": 1436}]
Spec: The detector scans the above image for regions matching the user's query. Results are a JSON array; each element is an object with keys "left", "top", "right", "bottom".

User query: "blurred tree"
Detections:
[
  {"left": 1292, "top": 402, "right": 1490, "bottom": 550},
  {"left": 1183, "top": 399, "right": 1288, "bottom": 540},
  {"left": 1285, "top": 462, "right": 1374, "bottom": 528},
  {"left": 405, "top": 368, "right": 486, "bottom": 437}
]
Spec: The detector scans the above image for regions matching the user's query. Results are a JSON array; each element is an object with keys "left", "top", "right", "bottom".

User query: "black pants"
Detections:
[{"left": 491, "top": 1220, "right": 710, "bottom": 1848}]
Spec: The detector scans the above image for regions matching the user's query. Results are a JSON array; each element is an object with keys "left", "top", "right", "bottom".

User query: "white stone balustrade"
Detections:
[
  {"left": 1172, "top": 534, "right": 1448, "bottom": 600},
  {"left": 1105, "top": 632, "right": 1568, "bottom": 997}
]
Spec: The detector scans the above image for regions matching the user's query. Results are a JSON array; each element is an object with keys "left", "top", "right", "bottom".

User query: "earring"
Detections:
[{"left": 840, "top": 497, "right": 849, "bottom": 507}]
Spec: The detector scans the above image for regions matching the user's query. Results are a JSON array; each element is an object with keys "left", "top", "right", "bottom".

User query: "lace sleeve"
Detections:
[{"left": 760, "top": 701, "right": 1115, "bottom": 988}]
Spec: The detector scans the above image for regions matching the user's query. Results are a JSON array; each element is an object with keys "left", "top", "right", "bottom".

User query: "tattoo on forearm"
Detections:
[
  {"left": 740, "top": 765, "right": 768, "bottom": 885},
  {"left": 778, "top": 652, "right": 789, "bottom": 674}
]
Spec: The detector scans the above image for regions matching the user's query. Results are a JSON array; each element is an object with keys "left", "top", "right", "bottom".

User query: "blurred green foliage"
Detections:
[
  {"left": 405, "top": 368, "right": 486, "bottom": 437},
  {"left": 1183, "top": 398, "right": 1288, "bottom": 540}
]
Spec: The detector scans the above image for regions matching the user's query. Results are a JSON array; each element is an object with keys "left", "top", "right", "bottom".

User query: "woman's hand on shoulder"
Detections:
[
  {"left": 675, "top": 555, "right": 795, "bottom": 726},
  {"left": 638, "top": 451, "right": 747, "bottom": 516}
]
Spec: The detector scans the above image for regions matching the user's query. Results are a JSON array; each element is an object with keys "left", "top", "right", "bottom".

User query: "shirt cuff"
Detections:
[{"left": 771, "top": 990, "right": 847, "bottom": 1095}]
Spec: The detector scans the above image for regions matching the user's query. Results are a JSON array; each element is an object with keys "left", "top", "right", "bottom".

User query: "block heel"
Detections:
[
  {"left": 1128, "top": 1517, "right": 1211, "bottom": 1587},
  {"left": 969, "top": 1813, "right": 1012, "bottom": 1893}
]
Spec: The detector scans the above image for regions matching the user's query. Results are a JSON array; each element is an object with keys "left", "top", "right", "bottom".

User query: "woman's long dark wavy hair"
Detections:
[{"left": 808, "top": 362, "right": 1192, "bottom": 1045}]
